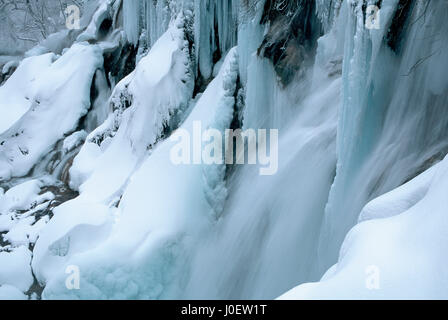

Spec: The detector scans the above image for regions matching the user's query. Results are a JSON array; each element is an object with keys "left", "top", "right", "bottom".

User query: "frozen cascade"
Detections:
[
  {"left": 1, "top": 0, "right": 448, "bottom": 300},
  {"left": 236, "top": 0, "right": 265, "bottom": 86},
  {"left": 144, "top": 0, "right": 173, "bottom": 47},
  {"left": 193, "top": 0, "right": 239, "bottom": 78},
  {"left": 122, "top": 0, "right": 239, "bottom": 79},
  {"left": 40, "top": 47, "right": 239, "bottom": 299},
  {"left": 183, "top": 71, "right": 341, "bottom": 299},
  {"left": 315, "top": 0, "right": 343, "bottom": 32},
  {"left": 317, "top": 0, "right": 448, "bottom": 273},
  {"left": 281, "top": 154, "right": 448, "bottom": 299},
  {"left": 179, "top": 1, "right": 344, "bottom": 298},
  {"left": 122, "top": 0, "right": 141, "bottom": 45},
  {"left": 31, "top": 14, "right": 195, "bottom": 290}
]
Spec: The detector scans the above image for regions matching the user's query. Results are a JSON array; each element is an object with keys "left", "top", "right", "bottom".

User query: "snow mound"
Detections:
[
  {"left": 0, "top": 285, "right": 28, "bottom": 300},
  {"left": 31, "top": 15, "right": 195, "bottom": 291},
  {"left": 0, "top": 54, "right": 54, "bottom": 134},
  {"left": 0, "top": 179, "right": 53, "bottom": 247},
  {"left": 40, "top": 47, "right": 239, "bottom": 299},
  {"left": 0, "top": 43, "right": 103, "bottom": 180},
  {"left": 0, "top": 179, "right": 42, "bottom": 214},
  {"left": 279, "top": 156, "right": 448, "bottom": 299},
  {"left": 77, "top": 0, "right": 112, "bottom": 42},
  {"left": 0, "top": 246, "right": 33, "bottom": 293},
  {"left": 69, "top": 14, "right": 194, "bottom": 201},
  {"left": 63, "top": 131, "right": 88, "bottom": 154}
]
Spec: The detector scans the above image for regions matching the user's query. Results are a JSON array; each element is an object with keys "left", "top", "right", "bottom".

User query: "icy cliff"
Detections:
[{"left": 0, "top": 0, "right": 447, "bottom": 300}]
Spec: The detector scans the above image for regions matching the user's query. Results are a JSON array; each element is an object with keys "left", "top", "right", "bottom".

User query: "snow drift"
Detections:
[{"left": 1, "top": 0, "right": 448, "bottom": 300}]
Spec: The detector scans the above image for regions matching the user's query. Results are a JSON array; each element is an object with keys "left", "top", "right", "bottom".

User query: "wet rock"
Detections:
[{"left": 257, "top": 0, "right": 323, "bottom": 86}]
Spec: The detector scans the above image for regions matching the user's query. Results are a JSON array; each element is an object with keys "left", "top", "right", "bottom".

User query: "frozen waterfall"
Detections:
[{"left": 0, "top": 0, "right": 448, "bottom": 300}]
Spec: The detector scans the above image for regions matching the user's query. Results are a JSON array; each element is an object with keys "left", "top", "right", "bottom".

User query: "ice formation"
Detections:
[{"left": 0, "top": 0, "right": 448, "bottom": 300}]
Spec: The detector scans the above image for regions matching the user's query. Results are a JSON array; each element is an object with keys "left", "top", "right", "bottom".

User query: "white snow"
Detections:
[
  {"left": 0, "top": 179, "right": 42, "bottom": 213},
  {"left": 0, "top": 43, "right": 103, "bottom": 180},
  {"left": 280, "top": 156, "right": 448, "bottom": 299},
  {"left": 32, "top": 199, "right": 113, "bottom": 284},
  {"left": 63, "top": 131, "right": 88, "bottom": 154},
  {"left": 31, "top": 15, "right": 195, "bottom": 292},
  {"left": 70, "top": 14, "right": 193, "bottom": 199},
  {"left": 0, "top": 179, "right": 53, "bottom": 247},
  {"left": 0, "top": 246, "right": 34, "bottom": 293},
  {"left": 121, "top": 0, "right": 238, "bottom": 79},
  {"left": 4, "top": 215, "right": 50, "bottom": 247},
  {"left": 318, "top": 0, "right": 448, "bottom": 274},
  {"left": 358, "top": 163, "right": 439, "bottom": 223},
  {"left": 1, "top": 60, "right": 19, "bottom": 75},
  {"left": 38, "top": 47, "right": 239, "bottom": 299},
  {"left": 0, "top": 285, "right": 28, "bottom": 300},
  {"left": 0, "top": 54, "right": 54, "bottom": 134},
  {"left": 77, "top": 0, "right": 111, "bottom": 42},
  {"left": 1, "top": 0, "right": 448, "bottom": 301}
]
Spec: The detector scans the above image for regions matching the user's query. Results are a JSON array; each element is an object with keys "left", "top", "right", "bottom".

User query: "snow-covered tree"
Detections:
[{"left": 0, "top": 0, "right": 83, "bottom": 53}]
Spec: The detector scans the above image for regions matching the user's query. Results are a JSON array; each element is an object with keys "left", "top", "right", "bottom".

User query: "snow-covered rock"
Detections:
[
  {"left": 39, "top": 46, "right": 239, "bottom": 299},
  {"left": 1, "top": 0, "right": 448, "bottom": 301},
  {"left": 0, "top": 246, "right": 33, "bottom": 293},
  {"left": 280, "top": 155, "right": 448, "bottom": 299},
  {"left": 0, "top": 285, "right": 28, "bottom": 300},
  {"left": 69, "top": 14, "right": 194, "bottom": 199},
  {"left": 0, "top": 54, "right": 54, "bottom": 135},
  {"left": 0, "top": 43, "right": 103, "bottom": 180}
]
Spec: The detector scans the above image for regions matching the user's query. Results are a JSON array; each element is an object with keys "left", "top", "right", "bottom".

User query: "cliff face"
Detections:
[{"left": 0, "top": 0, "right": 448, "bottom": 300}]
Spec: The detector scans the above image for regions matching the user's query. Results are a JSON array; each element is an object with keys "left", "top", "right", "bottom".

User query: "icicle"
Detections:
[
  {"left": 123, "top": 0, "right": 141, "bottom": 45},
  {"left": 193, "top": 0, "right": 215, "bottom": 79},
  {"left": 318, "top": 0, "right": 448, "bottom": 274},
  {"left": 315, "top": 0, "right": 343, "bottom": 32},
  {"left": 216, "top": 0, "right": 239, "bottom": 56},
  {"left": 144, "top": 0, "right": 172, "bottom": 47},
  {"left": 193, "top": 0, "right": 239, "bottom": 79},
  {"left": 237, "top": 0, "right": 265, "bottom": 85}
]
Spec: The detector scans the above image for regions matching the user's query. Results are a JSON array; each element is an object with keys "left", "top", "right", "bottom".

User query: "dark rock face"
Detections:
[
  {"left": 257, "top": 0, "right": 323, "bottom": 86},
  {"left": 385, "top": 0, "right": 416, "bottom": 54},
  {"left": 98, "top": 18, "right": 113, "bottom": 41},
  {"left": 104, "top": 43, "right": 138, "bottom": 86},
  {"left": 0, "top": 64, "right": 17, "bottom": 86}
]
